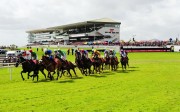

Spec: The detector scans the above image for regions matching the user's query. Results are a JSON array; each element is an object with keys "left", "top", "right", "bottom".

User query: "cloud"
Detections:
[{"left": 0, "top": 0, "right": 180, "bottom": 46}]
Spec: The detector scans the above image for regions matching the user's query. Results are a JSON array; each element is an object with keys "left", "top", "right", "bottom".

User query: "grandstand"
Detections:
[{"left": 26, "top": 18, "right": 121, "bottom": 45}]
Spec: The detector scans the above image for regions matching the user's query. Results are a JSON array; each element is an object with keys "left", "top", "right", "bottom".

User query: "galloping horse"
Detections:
[
  {"left": 104, "top": 52, "right": 111, "bottom": 70},
  {"left": 109, "top": 57, "right": 119, "bottom": 71},
  {"left": 120, "top": 57, "right": 128, "bottom": 70},
  {"left": 59, "top": 59, "right": 77, "bottom": 78},
  {"left": 40, "top": 56, "right": 62, "bottom": 80},
  {"left": 75, "top": 51, "right": 84, "bottom": 75},
  {"left": 91, "top": 54, "right": 103, "bottom": 74},
  {"left": 15, "top": 56, "right": 45, "bottom": 81},
  {"left": 81, "top": 53, "right": 92, "bottom": 75}
]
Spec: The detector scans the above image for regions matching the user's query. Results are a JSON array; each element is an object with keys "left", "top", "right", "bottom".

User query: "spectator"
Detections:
[
  {"left": 71, "top": 48, "right": 74, "bottom": 55},
  {"left": 67, "top": 48, "right": 70, "bottom": 55}
]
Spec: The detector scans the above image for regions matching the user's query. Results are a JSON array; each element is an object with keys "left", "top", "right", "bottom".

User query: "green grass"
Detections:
[{"left": 0, "top": 51, "right": 180, "bottom": 112}]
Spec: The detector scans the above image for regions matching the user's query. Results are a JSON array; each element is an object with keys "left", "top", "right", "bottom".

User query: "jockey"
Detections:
[
  {"left": 104, "top": 49, "right": 109, "bottom": 58},
  {"left": 75, "top": 49, "right": 82, "bottom": 60},
  {"left": 29, "top": 49, "right": 37, "bottom": 60},
  {"left": 81, "top": 49, "right": 89, "bottom": 59},
  {"left": 57, "top": 50, "right": 66, "bottom": 60},
  {"left": 109, "top": 49, "right": 118, "bottom": 62},
  {"left": 45, "top": 49, "right": 54, "bottom": 62},
  {"left": 56, "top": 49, "right": 68, "bottom": 65},
  {"left": 120, "top": 49, "right": 128, "bottom": 63},
  {"left": 21, "top": 50, "right": 31, "bottom": 60},
  {"left": 92, "top": 49, "right": 101, "bottom": 59},
  {"left": 109, "top": 49, "right": 116, "bottom": 58},
  {"left": 120, "top": 49, "right": 127, "bottom": 58}
]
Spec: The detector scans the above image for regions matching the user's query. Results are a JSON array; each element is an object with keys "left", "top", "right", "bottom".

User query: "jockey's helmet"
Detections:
[{"left": 29, "top": 49, "right": 33, "bottom": 53}]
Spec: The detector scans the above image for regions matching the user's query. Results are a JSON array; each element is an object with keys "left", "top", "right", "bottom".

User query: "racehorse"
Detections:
[
  {"left": 91, "top": 54, "right": 103, "bottom": 74},
  {"left": 120, "top": 57, "right": 128, "bottom": 70},
  {"left": 40, "top": 56, "right": 62, "bottom": 80},
  {"left": 75, "top": 51, "right": 84, "bottom": 75},
  {"left": 103, "top": 51, "right": 113, "bottom": 70},
  {"left": 104, "top": 56, "right": 111, "bottom": 70},
  {"left": 109, "top": 57, "right": 119, "bottom": 71},
  {"left": 15, "top": 56, "right": 45, "bottom": 81},
  {"left": 81, "top": 53, "right": 92, "bottom": 75},
  {"left": 59, "top": 59, "right": 77, "bottom": 78}
]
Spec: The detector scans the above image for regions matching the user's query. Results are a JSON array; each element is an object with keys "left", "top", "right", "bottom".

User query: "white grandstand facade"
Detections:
[{"left": 26, "top": 18, "right": 121, "bottom": 45}]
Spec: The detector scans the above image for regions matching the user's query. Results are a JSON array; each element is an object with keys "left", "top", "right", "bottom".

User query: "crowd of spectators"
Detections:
[
  {"left": 0, "top": 44, "right": 18, "bottom": 49},
  {"left": 27, "top": 38, "right": 180, "bottom": 47}
]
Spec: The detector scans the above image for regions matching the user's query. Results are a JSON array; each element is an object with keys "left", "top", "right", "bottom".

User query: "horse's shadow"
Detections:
[
  {"left": 57, "top": 79, "right": 74, "bottom": 83},
  {"left": 89, "top": 74, "right": 107, "bottom": 78},
  {"left": 32, "top": 79, "right": 51, "bottom": 83},
  {"left": 102, "top": 71, "right": 116, "bottom": 75},
  {"left": 71, "top": 77, "right": 83, "bottom": 80},
  {"left": 128, "top": 66, "right": 139, "bottom": 68},
  {"left": 116, "top": 69, "right": 139, "bottom": 73}
]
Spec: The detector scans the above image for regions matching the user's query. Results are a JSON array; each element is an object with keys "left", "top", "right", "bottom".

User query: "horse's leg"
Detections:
[
  {"left": 21, "top": 71, "right": 25, "bottom": 81},
  {"left": 60, "top": 69, "right": 63, "bottom": 78},
  {"left": 127, "top": 61, "right": 129, "bottom": 67},
  {"left": 92, "top": 65, "right": 95, "bottom": 74},
  {"left": 67, "top": 69, "right": 72, "bottom": 78},
  {"left": 27, "top": 72, "right": 30, "bottom": 79},
  {"left": 52, "top": 71, "right": 56, "bottom": 80},
  {"left": 49, "top": 72, "right": 53, "bottom": 80},
  {"left": 37, "top": 74, "right": 38, "bottom": 81},
  {"left": 40, "top": 69, "right": 46, "bottom": 79},
  {"left": 121, "top": 62, "right": 124, "bottom": 70},
  {"left": 88, "top": 67, "right": 91, "bottom": 75},
  {"left": 56, "top": 69, "right": 59, "bottom": 80},
  {"left": 72, "top": 68, "right": 77, "bottom": 77},
  {"left": 124, "top": 63, "right": 127, "bottom": 70}
]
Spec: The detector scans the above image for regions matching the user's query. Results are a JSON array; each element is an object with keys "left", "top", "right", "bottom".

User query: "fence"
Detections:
[{"left": 0, "top": 63, "right": 15, "bottom": 80}]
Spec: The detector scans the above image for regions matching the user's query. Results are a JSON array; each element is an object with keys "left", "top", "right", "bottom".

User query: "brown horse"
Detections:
[
  {"left": 41, "top": 56, "right": 62, "bottom": 80},
  {"left": 15, "top": 56, "right": 46, "bottom": 81},
  {"left": 120, "top": 57, "right": 128, "bottom": 70},
  {"left": 59, "top": 59, "right": 77, "bottom": 78},
  {"left": 91, "top": 54, "right": 104, "bottom": 74},
  {"left": 110, "top": 57, "right": 119, "bottom": 71},
  {"left": 81, "top": 54, "right": 92, "bottom": 76}
]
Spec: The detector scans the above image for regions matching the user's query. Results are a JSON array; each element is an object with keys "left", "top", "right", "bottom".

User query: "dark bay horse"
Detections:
[
  {"left": 75, "top": 51, "right": 84, "bottom": 75},
  {"left": 15, "top": 56, "right": 46, "bottom": 81},
  {"left": 91, "top": 54, "right": 104, "bottom": 74},
  {"left": 81, "top": 54, "right": 92, "bottom": 76},
  {"left": 120, "top": 57, "right": 128, "bottom": 70},
  {"left": 109, "top": 57, "right": 119, "bottom": 71},
  {"left": 59, "top": 59, "right": 77, "bottom": 78},
  {"left": 41, "top": 56, "right": 62, "bottom": 80}
]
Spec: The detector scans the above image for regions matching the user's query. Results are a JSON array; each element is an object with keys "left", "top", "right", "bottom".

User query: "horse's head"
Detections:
[
  {"left": 94, "top": 53, "right": 99, "bottom": 59},
  {"left": 15, "top": 56, "right": 26, "bottom": 67}
]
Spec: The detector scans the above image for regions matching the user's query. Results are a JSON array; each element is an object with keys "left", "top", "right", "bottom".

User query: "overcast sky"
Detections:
[{"left": 0, "top": 0, "right": 179, "bottom": 46}]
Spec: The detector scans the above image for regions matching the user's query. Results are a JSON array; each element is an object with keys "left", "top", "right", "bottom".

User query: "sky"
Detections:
[{"left": 0, "top": 0, "right": 180, "bottom": 46}]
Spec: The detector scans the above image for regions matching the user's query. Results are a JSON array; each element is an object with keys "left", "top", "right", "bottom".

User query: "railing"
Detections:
[{"left": 0, "top": 63, "right": 16, "bottom": 80}]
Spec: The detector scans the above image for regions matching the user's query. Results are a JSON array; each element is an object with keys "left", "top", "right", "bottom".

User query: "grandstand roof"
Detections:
[
  {"left": 26, "top": 18, "right": 121, "bottom": 33},
  {"left": 26, "top": 29, "right": 55, "bottom": 33}
]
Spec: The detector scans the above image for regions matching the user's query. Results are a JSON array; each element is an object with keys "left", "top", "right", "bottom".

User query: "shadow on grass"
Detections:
[
  {"left": 31, "top": 78, "right": 51, "bottom": 83},
  {"left": 102, "top": 71, "right": 116, "bottom": 75},
  {"left": 128, "top": 66, "right": 139, "bottom": 68},
  {"left": 116, "top": 69, "right": 139, "bottom": 73},
  {"left": 88, "top": 74, "right": 107, "bottom": 78},
  {"left": 71, "top": 77, "right": 83, "bottom": 80},
  {"left": 57, "top": 79, "right": 74, "bottom": 83}
]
